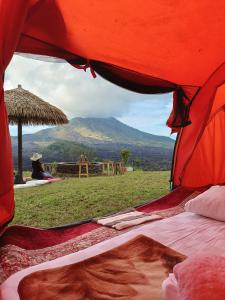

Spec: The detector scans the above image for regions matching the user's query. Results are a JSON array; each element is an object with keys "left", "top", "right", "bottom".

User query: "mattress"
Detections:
[{"left": 2, "top": 212, "right": 225, "bottom": 299}]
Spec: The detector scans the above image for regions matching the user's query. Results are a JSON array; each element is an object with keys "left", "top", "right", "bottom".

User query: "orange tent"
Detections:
[{"left": 1, "top": 0, "right": 225, "bottom": 226}]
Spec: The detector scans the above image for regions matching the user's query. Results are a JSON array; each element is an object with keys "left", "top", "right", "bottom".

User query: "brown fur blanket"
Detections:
[{"left": 18, "top": 235, "right": 185, "bottom": 300}]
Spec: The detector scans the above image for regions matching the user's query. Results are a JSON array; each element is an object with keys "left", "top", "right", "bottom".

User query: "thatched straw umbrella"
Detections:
[{"left": 5, "top": 85, "right": 68, "bottom": 184}]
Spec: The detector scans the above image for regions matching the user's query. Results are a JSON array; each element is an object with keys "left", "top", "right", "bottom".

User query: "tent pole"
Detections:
[
  {"left": 17, "top": 119, "right": 24, "bottom": 184},
  {"left": 169, "top": 130, "right": 182, "bottom": 190}
]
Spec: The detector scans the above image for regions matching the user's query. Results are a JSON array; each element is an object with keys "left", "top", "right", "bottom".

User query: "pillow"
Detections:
[
  {"left": 170, "top": 256, "right": 225, "bottom": 300},
  {"left": 185, "top": 185, "right": 225, "bottom": 221}
]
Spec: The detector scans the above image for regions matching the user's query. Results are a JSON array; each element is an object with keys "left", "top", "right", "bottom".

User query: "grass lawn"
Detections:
[{"left": 13, "top": 171, "right": 170, "bottom": 228}]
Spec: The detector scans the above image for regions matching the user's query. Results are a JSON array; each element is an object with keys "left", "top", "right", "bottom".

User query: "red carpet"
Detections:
[
  {"left": 0, "top": 187, "right": 200, "bottom": 250},
  {"left": 0, "top": 222, "right": 100, "bottom": 250},
  {"left": 136, "top": 186, "right": 195, "bottom": 213}
]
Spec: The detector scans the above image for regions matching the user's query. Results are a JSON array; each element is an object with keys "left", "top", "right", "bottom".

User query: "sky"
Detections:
[{"left": 5, "top": 55, "right": 174, "bottom": 137}]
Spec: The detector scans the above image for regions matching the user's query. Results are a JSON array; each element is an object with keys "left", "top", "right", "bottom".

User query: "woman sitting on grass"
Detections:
[{"left": 30, "top": 153, "right": 53, "bottom": 180}]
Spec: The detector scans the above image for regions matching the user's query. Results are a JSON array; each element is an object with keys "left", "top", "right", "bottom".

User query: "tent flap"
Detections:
[
  {"left": 173, "top": 63, "right": 225, "bottom": 188},
  {"left": 18, "top": 1, "right": 225, "bottom": 86}
]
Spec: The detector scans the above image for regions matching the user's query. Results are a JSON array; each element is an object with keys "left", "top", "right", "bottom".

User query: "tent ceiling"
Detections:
[{"left": 17, "top": 0, "right": 225, "bottom": 87}]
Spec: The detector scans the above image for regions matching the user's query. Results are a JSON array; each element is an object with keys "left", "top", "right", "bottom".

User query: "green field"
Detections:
[{"left": 13, "top": 171, "right": 170, "bottom": 228}]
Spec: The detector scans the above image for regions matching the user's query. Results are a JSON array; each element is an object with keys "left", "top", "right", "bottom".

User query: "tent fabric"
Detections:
[
  {"left": 86, "top": 61, "right": 176, "bottom": 94},
  {"left": 0, "top": 1, "right": 35, "bottom": 228},
  {"left": 172, "top": 63, "right": 225, "bottom": 188},
  {"left": 166, "top": 86, "right": 200, "bottom": 132},
  {"left": 18, "top": 1, "right": 225, "bottom": 86},
  {"left": 182, "top": 108, "right": 225, "bottom": 187},
  {"left": 1, "top": 1, "right": 225, "bottom": 226}
]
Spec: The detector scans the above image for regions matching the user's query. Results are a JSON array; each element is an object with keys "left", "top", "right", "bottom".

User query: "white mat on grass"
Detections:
[{"left": 14, "top": 180, "right": 50, "bottom": 189}]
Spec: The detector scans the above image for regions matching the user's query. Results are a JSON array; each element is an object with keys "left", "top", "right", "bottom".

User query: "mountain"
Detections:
[
  {"left": 11, "top": 117, "right": 174, "bottom": 170},
  {"left": 34, "top": 117, "right": 174, "bottom": 148}
]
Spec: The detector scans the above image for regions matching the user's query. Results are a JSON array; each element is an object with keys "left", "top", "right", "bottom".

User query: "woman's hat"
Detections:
[{"left": 30, "top": 153, "right": 42, "bottom": 161}]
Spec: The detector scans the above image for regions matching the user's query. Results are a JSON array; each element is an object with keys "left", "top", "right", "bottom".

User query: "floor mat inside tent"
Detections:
[{"left": 0, "top": 187, "right": 202, "bottom": 283}]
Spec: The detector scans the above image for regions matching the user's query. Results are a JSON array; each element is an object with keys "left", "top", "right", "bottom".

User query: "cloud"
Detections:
[{"left": 5, "top": 55, "right": 173, "bottom": 136}]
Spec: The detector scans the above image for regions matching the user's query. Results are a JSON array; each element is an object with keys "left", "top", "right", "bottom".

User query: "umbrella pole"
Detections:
[{"left": 17, "top": 120, "right": 24, "bottom": 184}]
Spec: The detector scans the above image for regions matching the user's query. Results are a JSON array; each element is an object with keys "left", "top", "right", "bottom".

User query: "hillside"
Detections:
[
  {"left": 11, "top": 117, "right": 174, "bottom": 170},
  {"left": 11, "top": 138, "right": 96, "bottom": 169}
]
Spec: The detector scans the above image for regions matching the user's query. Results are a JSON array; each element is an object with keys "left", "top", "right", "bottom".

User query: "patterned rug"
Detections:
[{"left": 0, "top": 227, "right": 119, "bottom": 284}]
